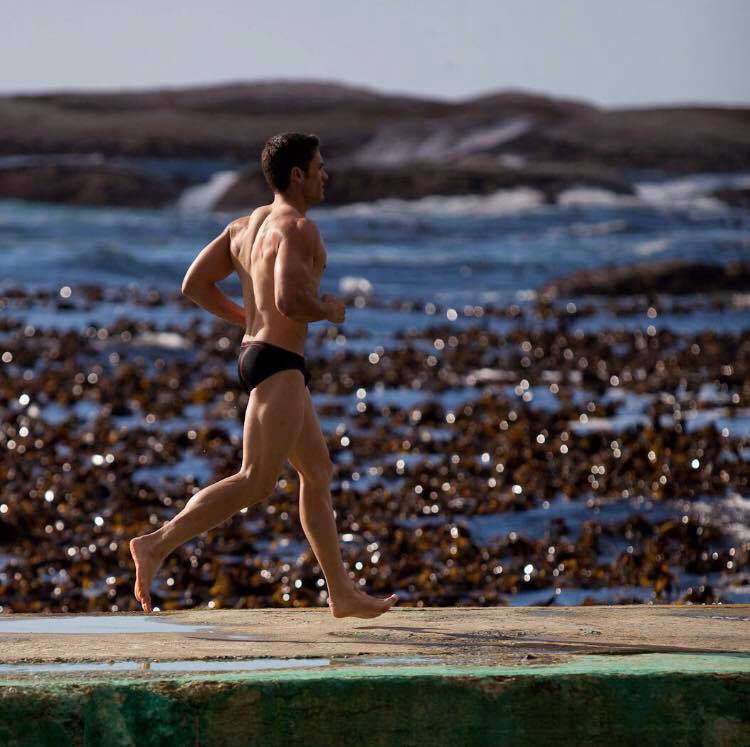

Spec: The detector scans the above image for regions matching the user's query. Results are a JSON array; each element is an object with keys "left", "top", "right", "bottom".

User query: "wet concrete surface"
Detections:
[{"left": 1, "top": 605, "right": 748, "bottom": 675}]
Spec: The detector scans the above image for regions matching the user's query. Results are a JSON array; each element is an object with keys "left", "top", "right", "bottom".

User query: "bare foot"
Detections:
[
  {"left": 328, "top": 588, "right": 399, "bottom": 619},
  {"left": 129, "top": 534, "right": 164, "bottom": 613}
]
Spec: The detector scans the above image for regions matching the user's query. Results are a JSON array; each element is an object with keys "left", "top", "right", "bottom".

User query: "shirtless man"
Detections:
[{"left": 129, "top": 132, "right": 398, "bottom": 619}]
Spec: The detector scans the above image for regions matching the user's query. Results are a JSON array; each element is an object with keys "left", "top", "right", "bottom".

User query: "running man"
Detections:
[{"left": 129, "top": 133, "right": 398, "bottom": 619}]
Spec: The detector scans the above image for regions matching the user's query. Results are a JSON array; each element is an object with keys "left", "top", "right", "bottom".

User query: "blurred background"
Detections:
[{"left": 1, "top": 1, "right": 748, "bottom": 613}]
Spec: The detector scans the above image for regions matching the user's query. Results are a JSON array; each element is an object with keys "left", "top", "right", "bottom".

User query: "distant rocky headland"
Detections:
[{"left": 0, "top": 81, "right": 749, "bottom": 209}]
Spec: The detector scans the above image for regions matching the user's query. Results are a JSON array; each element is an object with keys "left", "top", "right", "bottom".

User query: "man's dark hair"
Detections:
[{"left": 261, "top": 132, "right": 320, "bottom": 192}]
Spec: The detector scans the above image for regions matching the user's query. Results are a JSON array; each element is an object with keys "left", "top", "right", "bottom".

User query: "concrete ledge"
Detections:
[
  {"left": 1, "top": 606, "right": 749, "bottom": 746},
  {"left": 1, "top": 656, "right": 749, "bottom": 746}
]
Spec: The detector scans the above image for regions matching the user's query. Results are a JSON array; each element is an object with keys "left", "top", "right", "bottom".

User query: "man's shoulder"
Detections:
[
  {"left": 269, "top": 218, "right": 320, "bottom": 263},
  {"left": 286, "top": 216, "right": 320, "bottom": 243},
  {"left": 229, "top": 205, "right": 272, "bottom": 235},
  {"left": 227, "top": 216, "right": 248, "bottom": 242},
  {"left": 251, "top": 204, "right": 274, "bottom": 222}
]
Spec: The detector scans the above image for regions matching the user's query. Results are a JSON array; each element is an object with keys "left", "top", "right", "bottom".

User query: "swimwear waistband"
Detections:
[{"left": 240, "top": 340, "right": 304, "bottom": 358}]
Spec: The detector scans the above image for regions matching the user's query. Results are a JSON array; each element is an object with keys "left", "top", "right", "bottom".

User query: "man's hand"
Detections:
[{"left": 321, "top": 293, "right": 346, "bottom": 324}]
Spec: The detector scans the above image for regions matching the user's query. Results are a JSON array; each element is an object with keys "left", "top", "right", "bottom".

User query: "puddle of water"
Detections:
[
  {"left": 354, "top": 655, "right": 445, "bottom": 666},
  {"left": 0, "top": 654, "right": 449, "bottom": 674},
  {"left": 0, "top": 658, "right": 331, "bottom": 673},
  {"left": 0, "top": 616, "right": 215, "bottom": 634}
]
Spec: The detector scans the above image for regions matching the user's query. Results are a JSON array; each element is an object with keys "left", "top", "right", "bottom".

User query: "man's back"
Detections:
[{"left": 229, "top": 205, "right": 327, "bottom": 356}]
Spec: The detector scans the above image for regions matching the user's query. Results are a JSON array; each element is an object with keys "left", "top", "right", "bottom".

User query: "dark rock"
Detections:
[
  {"left": 0, "top": 163, "right": 190, "bottom": 207},
  {"left": 526, "top": 105, "right": 750, "bottom": 173},
  {"left": 711, "top": 186, "right": 750, "bottom": 209},
  {"left": 539, "top": 259, "right": 750, "bottom": 298}
]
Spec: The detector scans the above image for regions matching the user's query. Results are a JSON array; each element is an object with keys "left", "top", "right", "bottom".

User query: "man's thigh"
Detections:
[
  {"left": 287, "top": 388, "right": 331, "bottom": 481},
  {"left": 240, "top": 370, "right": 307, "bottom": 480}
]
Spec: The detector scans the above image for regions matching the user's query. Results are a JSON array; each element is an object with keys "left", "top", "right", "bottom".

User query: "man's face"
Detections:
[{"left": 301, "top": 149, "right": 328, "bottom": 204}]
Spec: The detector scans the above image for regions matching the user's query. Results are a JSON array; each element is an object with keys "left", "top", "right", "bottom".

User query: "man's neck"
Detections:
[{"left": 273, "top": 191, "right": 308, "bottom": 216}]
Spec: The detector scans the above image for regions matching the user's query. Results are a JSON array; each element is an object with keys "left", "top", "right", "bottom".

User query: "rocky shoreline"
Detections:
[
  {"left": 0, "top": 162, "right": 191, "bottom": 208},
  {"left": 1, "top": 81, "right": 749, "bottom": 208},
  {"left": 215, "top": 159, "right": 636, "bottom": 210},
  {"left": 540, "top": 260, "right": 750, "bottom": 298},
  {"left": 0, "top": 281, "right": 747, "bottom": 612}
]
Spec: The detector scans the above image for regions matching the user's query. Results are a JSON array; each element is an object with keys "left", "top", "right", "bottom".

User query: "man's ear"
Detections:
[{"left": 290, "top": 165, "right": 303, "bottom": 183}]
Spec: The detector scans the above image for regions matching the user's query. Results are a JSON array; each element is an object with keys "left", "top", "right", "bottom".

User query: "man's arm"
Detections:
[
  {"left": 181, "top": 223, "right": 245, "bottom": 327},
  {"left": 274, "top": 219, "right": 331, "bottom": 323}
]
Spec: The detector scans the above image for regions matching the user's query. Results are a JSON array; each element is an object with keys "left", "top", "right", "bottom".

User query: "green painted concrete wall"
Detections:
[{"left": 0, "top": 655, "right": 748, "bottom": 746}]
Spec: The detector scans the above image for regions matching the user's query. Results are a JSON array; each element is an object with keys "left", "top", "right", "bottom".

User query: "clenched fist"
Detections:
[{"left": 321, "top": 293, "right": 346, "bottom": 324}]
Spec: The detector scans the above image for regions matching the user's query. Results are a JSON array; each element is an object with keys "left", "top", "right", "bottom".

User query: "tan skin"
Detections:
[{"left": 129, "top": 148, "right": 398, "bottom": 619}]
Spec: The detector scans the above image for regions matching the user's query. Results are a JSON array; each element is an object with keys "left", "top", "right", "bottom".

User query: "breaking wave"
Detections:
[
  {"left": 177, "top": 170, "right": 239, "bottom": 213},
  {"left": 353, "top": 118, "right": 531, "bottom": 166},
  {"left": 559, "top": 172, "right": 750, "bottom": 212},
  {"left": 319, "top": 187, "right": 546, "bottom": 219}
]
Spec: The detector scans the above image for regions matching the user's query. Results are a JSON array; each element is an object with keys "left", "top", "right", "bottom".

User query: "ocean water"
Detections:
[{"left": 1, "top": 168, "right": 749, "bottom": 313}]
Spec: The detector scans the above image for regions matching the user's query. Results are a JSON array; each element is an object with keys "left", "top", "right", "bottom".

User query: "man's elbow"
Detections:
[
  {"left": 181, "top": 276, "right": 205, "bottom": 299},
  {"left": 276, "top": 294, "right": 296, "bottom": 319}
]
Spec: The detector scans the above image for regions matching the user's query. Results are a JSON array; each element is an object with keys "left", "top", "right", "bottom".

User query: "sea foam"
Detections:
[
  {"left": 320, "top": 187, "right": 546, "bottom": 219},
  {"left": 177, "top": 170, "right": 239, "bottom": 213}
]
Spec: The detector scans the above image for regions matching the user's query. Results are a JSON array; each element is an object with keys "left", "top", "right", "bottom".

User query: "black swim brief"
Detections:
[{"left": 237, "top": 340, "right": 311, "bottom": 394}]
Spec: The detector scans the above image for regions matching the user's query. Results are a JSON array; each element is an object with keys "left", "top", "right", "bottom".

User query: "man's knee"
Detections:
[
  {"left": 299, "top": 458, "right": 335, "bottom": 488},
  {"left": 235, "top": 467, "right": 278, "bottom": 498}
]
